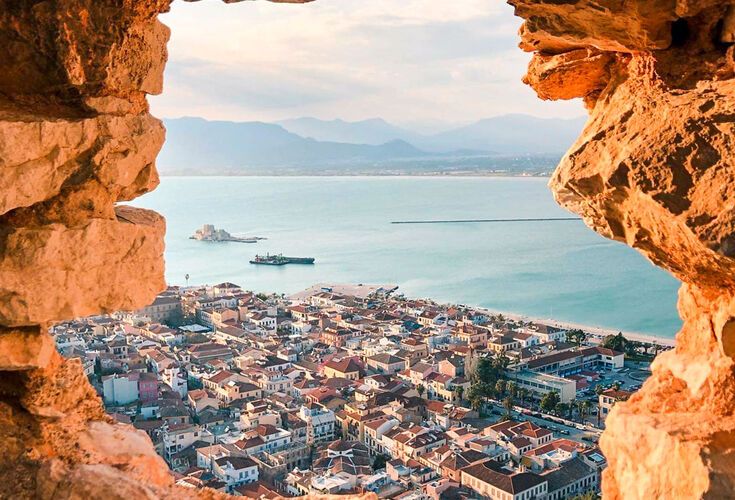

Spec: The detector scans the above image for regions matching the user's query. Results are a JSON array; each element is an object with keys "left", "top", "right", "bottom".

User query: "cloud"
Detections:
[{"left": 150, "top": 0, "right": 584, "bottom": 127}]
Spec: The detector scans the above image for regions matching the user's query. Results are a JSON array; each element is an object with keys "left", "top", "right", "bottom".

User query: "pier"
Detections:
[{"left": 390, "top": 217, "right": 582, "bottom": 224}]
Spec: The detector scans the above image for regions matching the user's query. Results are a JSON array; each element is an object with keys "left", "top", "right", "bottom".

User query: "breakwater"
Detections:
[{"left": 391, "top": 217, "right": 581, "bottom": 224}]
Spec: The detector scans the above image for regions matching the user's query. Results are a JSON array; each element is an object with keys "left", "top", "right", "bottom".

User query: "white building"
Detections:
[
  {"left": 511, "top": 370, "right": 577, "bottom": 403},
  {"left": 102, "top": 373, "right": 139, "bottom": 405},
  {"left": 213, "top": 456, "right": 259, "bottom": 492},
  {"left": 299, "top": 404, "right": 336, "bottom": 445},
  {"left": 163, "top": 366, "right": 188, "bottom": 398}
]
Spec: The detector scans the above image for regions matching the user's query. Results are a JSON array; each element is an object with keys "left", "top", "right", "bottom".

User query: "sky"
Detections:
[{"left": 151, "top": 0, "right": 584, "bottom": 132}]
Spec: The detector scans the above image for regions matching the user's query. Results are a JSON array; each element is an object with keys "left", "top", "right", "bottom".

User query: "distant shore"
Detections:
[{"left": 158, "top": 172, "right": 555, "bottom": 178}]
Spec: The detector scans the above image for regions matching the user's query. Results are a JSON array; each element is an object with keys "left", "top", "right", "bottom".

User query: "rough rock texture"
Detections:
[
  {"left": 511, "top": 0, "right": 735, "bottom": 498},
  {"left": 0, "top": 1, "right": 374, "bottom": 500},
  {"left": 10, "top": 0, "right": 734, "bottom": 497}
]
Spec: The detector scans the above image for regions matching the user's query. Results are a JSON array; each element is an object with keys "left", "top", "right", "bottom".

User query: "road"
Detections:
[{"left": 480, "top": 401, "right": 602, "bottom": 443}]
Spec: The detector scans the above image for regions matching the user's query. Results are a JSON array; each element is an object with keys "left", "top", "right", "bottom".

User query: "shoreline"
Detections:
[
  {"left": 475, "top": 307, "right": 677, "bottom": 347},
  {"left": 158, "top": 173, "right": 554, "bottom": 179},
  {"left": 180, "top": 282, "right": 677, "bottom": 348}
]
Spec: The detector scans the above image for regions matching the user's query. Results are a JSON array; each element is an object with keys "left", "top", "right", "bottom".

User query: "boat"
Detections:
[{"left": 249, "top": 253, "right": 315, "bottom": 266}]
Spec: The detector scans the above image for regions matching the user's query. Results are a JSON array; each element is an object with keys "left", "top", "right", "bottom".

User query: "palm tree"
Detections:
[
  {"left": 507, "top": 381, "right": 518, "bottom": 398},
  {"left": 518, "top": 388, "right": 528, "bottom": 405},
  {"left": 555, "top": 402, "right": 568, "bottom": 417},
  {"left": 495, "top": 378, "right": 506, "bottom": 397},
  {"left": 582, "top": 401, "right": 592, "bottom": 421},
  {"left": 502, "top": 395, "right": 514, "bottom": 414},
  {"left": 469, "top": 394, "right": 483, "bottom": 415}
]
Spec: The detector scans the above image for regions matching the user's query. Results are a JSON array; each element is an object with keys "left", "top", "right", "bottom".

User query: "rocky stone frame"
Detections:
[{"left": 0, "top": 0, "right": 733, "bottom": 498}]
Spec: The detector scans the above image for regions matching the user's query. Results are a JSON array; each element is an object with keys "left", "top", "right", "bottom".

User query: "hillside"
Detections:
[
  {"left": 157, "top": 117, "right": 426, "bottom": 174},
  {"left": 278, "top": 114, "right": 587, "bottom": 154}
]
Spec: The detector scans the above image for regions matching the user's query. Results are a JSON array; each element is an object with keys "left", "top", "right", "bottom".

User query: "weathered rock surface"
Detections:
[
  {"left": 0, "top": 109, "right": 163, "bottom": 218},
  {"left": 523, "top": 48, "right": 614, "bottom": 105},
  {"left": 0, "top": 326, "right": 55, "bottom": 371},
  {"left": 0, "top": 207, "right": 166, "bottom": 327},
  {"left": 6, "top": 0, "right": 734, "bottom": 497},
  {"left": 509, "top": 0, "right": 725, "bottom": 53},
  {"left": 0, "top": 2, "right": 370, "bottom": 500},
  {"left": 512, "top": 0, "right": 735, "bottom": 498}
]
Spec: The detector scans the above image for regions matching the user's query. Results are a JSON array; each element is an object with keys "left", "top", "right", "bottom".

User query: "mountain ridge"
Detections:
[{"left": 156, "top": 114, "right": 585, "bottom": 175}]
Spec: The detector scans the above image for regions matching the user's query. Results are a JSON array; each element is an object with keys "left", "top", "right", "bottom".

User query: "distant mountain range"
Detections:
[
  {"left": 277, "top": 114, "right": 586, "bottom": 154},
  {"left": 157, "top": 114, "right": 586, "bottom": 175}
]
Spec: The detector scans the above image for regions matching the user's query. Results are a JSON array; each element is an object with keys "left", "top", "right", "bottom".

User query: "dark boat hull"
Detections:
[{"left": 250, "top": 255, "right": 315, "bottom": 266}]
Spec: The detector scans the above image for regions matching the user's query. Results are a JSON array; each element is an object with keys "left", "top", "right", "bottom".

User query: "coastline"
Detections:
[
  {"left": 184, "top": 281, "right": 678, "bottom": 348},
  {"left": 158, "top": 172, "right": 555, "bottom": 179},
  {"left": 475, "top": 307, "right": 677, "bottom": 347}
]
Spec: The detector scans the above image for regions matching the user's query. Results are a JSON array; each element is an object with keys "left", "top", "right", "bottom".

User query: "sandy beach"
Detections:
[{"left": 475, "top": 307, "right": 677, "bottom": 348}]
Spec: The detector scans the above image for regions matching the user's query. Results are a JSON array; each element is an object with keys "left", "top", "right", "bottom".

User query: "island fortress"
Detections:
[
  {"left": 0, "top": 1, "right": 733, "bottom": 500},
  {"left": 191, "top": 225, "right": 263, "bottom": 243}
]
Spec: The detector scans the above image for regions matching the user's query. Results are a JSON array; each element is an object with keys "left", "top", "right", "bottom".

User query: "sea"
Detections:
[{"left": 134, "top": 176, "right": 682, "bottom": 339}]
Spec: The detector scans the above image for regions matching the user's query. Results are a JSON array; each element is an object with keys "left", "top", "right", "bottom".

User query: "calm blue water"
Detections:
[{"left": 134, "top": 176, "right": 682, "bottom": 338}]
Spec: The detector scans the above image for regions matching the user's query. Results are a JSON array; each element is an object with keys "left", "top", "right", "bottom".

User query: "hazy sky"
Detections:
[{"left": 151, "top": 0, "right": 584, "bottom": 131}]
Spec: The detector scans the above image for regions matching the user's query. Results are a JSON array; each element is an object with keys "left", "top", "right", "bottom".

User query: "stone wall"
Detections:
[
  {"left": 2, "top": 0, "right": 733, "bottom": 498},
  {"left": 510, "top": 0, "right": 735, "bottom": 497},
  {"left": 0, "top": 0, "right": 377, "bottom": 498}
]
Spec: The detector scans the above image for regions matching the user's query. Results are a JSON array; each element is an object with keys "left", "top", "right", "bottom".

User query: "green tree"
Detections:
[
  {"left": 507, "top": 381, "right": 518, "bottom": 398},
  {"left": 372, "top": 454, "right": 389, "bottom": 470},
  {"left": 163, "top": 308, "right": 186, "bottom": 328},
  {"left": 581, "top": 401, "right": 592, "bottom": 420},
  {"left": 468, "top": 394, "right": 484, "bottom": 415},
  {"left": 594, "top": 384, "right": 605, "bottom": 396},
  {"left": 417, "top": 385, "right": 425, "bottom": 398},
  {"left": 495, "top": 379, "right": 507, "bottom": 397},
  {"left": 540, "top": 391, "right": 560, "bottom": 413},
  {"left": 518, "top": 388, "right": 528, "bottom": 404},
  {"left": 555, "top": 402, "right": 569, "bottom": 417},
  {"left": 187, "top": 376, "right": 203, "bottom": 390},
  {"left": 625, "top": 340, "right": 641, "bottom": 358},
  {"left": 467, "top": 382, "right": 490, "bottom": 416},
  {"left": 502, "top": 395, "right": 514, "bottom": 415},
  {"left": 602, "top": 332, "right": 627, "bottom": 352},
  {"left": 565, "top": 328, "right": 587, "bottom": 346}
]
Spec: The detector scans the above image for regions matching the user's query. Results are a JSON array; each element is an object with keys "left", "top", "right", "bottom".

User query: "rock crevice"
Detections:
[
  {"left": 511, "top": 0, "right": 735, "bottom": 497},
  {"left": 1, "top": 0, "right": 732, "bottom": 498},
  {"left": 0, "top": 1, "right": 356, "bottom": 499}
]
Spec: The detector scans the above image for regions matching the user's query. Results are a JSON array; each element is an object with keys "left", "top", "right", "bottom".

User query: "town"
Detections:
[{"left": 51, "top": 282, "right": 659, "bottom": 499}]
